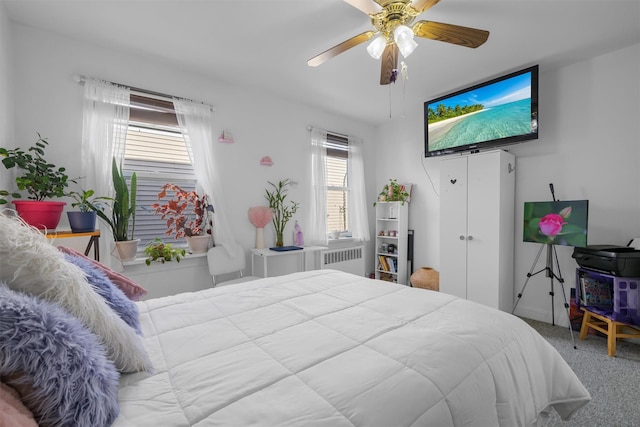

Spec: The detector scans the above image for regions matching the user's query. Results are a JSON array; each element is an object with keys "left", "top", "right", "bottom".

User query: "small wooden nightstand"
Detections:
[{"left": 45, "top": 230, "right": 101, "bottom": 261}]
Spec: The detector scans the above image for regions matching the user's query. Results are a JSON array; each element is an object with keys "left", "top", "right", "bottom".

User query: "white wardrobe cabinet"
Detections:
[{"left": 439, "top": 150, "right": 515, "bottom": 311}]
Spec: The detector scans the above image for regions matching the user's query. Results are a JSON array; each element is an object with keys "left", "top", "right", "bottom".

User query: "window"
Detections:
[
  {"left": 325, "top": 133, "right": 349, "bottom": 237},
  {"left": 122, "top": 95, "right": 196, "bottom": 247}
]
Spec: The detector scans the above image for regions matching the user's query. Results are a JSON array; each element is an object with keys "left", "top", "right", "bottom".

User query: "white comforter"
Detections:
[{"left": 115, "top": 270, "right": 590, "bottom": 426}]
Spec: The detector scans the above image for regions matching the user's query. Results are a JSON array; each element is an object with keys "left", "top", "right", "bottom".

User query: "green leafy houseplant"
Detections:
[
  {"left": 265, "top": 179, "right": 299, "bottom": 247},
  {"left": 66, "top": 188, "right": 110, "bottom": 233},
  {"left": 69, "top": 189, "right": 109, "bottom": 212},
  {"left": 0, "top": 190, "right": 21, "bottom": 205},
  {"left": 0, "top": 133, "right": 75, "bottom": 203},
  {"left": 143, "top": 238, "right": 186, "bottom": 266},
  {"left": 95, "top": 158, "right": 137, "bottom": 242},
  {"left": 374, "top": 179, "right": 409, "bottom": 206}
]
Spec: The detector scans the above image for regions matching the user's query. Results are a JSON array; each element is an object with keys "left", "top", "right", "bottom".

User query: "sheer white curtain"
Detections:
[
  {"left": 81, "top": 79, "right": 130, "bottom": 264},
  {"left": 347, "top": 135, "right": 370, "bottom": 242},
  {"left": 172, "top": 99, "right": 235, "bottom": 253},
  {"left": 81, "top": 79, "right": 130, "bottom": 198},
  {"left": 309, "top": 127, "right": 328, "bottom": 245},
  {"left": 308, "top": 128, "right": 370, "bottom": 245}
]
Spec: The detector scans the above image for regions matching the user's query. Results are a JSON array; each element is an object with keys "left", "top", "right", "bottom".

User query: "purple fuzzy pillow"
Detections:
[
  {"left": 0, "top": 284, "right": 120, "bottom": 427},
  {"left": 63, "top": 253, "right": 142, "bottom": 334}
]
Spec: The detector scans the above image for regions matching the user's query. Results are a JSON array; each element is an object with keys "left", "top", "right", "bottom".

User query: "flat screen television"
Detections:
[
  {"left": 523, "top": 200, "right": 589, "bottom": 247},
  {"left": 424, "top": 64, "right": 539, "bottom": 157}
]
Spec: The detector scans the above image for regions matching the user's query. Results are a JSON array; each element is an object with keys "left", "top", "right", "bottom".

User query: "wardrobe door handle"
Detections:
[{"left": 467, "top": 236, "right": 473, "bottom": 241}]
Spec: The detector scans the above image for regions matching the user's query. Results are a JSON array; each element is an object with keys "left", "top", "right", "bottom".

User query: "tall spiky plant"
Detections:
[
  {"left": 265, "top": 179, "right": 299, "bottom": 247},
  {"left": 96, "top": 158, "right": 137, "bottom": 241}
]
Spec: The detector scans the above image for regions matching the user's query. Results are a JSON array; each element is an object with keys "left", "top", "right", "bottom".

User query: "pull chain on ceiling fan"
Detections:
[{"left": 307, "top": 0, "right": 489, "bottom": 85}]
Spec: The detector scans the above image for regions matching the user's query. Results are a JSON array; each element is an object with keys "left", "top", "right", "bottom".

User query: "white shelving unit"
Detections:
[{"left": 375, "top": 201, "right": 409, "bottom": 285}]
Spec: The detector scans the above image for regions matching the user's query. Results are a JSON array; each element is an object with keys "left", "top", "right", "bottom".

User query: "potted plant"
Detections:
[
  {"left": 95, "top": 158, "right": 138, "bottom": 261},
  {"left": 67, "top": 189, "right": 110, "bottom": 233},
  {"left": 0, "top": 133, "right": 76, "bottom": 229},
  {"left": 264, "top": 179, "right": 299, "bottom": 247},
  {"left": 152, "top": 183, "right": 214, "bottom": 253},
  {"left": 374, "top": 179, "right": 410, "bottom": 206},
  {"left": 143, "top": 238, "right": 187, "bottom": 266}
]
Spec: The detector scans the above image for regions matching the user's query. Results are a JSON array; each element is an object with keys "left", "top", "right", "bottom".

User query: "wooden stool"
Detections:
[{"left": 579, "top": 308, "right": 640, "bottom": 357}]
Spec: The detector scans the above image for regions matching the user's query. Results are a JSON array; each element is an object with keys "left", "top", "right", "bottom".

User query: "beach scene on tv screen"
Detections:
[{"left": 427, "top": 71, "right": 535, "bottom": 151}]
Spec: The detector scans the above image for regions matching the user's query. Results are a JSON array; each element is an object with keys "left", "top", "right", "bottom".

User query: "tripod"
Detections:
[{"left": 512, "top": 243, "right": 576, "bottom": 349}]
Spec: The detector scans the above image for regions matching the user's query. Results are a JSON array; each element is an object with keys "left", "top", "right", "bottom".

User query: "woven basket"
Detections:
[{"left": 410, "top": 267, "right": 439, "bottom": 291}]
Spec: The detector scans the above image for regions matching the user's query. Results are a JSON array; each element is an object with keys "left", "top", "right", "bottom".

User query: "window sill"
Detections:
[
  {"left": 121, "top": 251, "right": 207, "bottom": 267},
  {"left": 328, "top": 237, "right": 357, "bottom": 248}
]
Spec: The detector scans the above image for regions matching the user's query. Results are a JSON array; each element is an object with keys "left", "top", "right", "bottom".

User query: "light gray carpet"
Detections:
[{"left": 523, "top": 318, "right": 640, "bottom": 426}]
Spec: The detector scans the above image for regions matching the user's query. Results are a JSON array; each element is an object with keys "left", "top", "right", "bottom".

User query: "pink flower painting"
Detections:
[
  {"left": 524, "top": 200, "right": 587, "bottom": 248},
  {"left": 538, "top": 213, "right": 567, "bottom": 237}
]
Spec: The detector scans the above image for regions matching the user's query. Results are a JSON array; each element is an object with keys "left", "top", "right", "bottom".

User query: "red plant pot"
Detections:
[{"left": 12, "top": 200, "right": 66, "bottom": 230}]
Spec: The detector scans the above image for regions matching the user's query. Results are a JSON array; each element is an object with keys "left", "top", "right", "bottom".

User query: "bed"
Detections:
[
  {"left": 0, "top": 215, "right": 591, "bottom": 426},
  {"left": 120, "top": 269, "right": 593, "bottom": 427}
]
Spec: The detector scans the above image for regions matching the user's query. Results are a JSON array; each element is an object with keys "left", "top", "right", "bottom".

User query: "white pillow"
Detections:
[{"left": 0, "top": 214, "right": 152, "bottom": 373}]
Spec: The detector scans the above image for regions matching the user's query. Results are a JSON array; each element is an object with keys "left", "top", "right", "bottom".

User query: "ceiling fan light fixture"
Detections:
[
  {"left": 366, "top": 35, "right": 387, "bottom": 59},
  {"left": 394, "top": 25, "right": 418, "bottom": 58}
]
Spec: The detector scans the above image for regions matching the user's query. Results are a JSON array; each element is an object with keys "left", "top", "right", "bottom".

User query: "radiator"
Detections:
[{"left": 321, "top": 246, "right": 365, "bottom": 276}]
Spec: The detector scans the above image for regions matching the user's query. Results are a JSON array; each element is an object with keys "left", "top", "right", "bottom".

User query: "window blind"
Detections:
[
  {"left": 326, "top": 132, "right": 349, "bottom": 234},
  {"left": 122, "top": 96, "right": 197, "bottom": 247}
]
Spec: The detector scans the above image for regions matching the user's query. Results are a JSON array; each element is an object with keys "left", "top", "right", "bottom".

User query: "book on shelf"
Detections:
[
  {"left": 377, "top": 255, "right": 397, "bottom": 273},
  {"left": 579, "top": 276, "right": 612, "bottom": 307},
  {"left": 378, "top": 255, "right": 389, "bottom": 272}
]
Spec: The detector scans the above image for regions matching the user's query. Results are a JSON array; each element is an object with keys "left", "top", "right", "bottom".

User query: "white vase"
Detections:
[
  {"left": 255, "top": 227, "right": 265, "bottom": 249},
  {"left": 187, "top": 235, "right": 210, "bottom": 254},
  {"left": 114, "top": 239, "right": 140, "bottom": 262}
]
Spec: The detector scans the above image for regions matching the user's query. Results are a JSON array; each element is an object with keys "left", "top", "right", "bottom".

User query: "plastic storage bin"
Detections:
[
  {"left": 575, "top": 268, "right": 640, "bottom": 326},
  {"left": 613, "top": 277, "right": 639, "bottom": 326}
]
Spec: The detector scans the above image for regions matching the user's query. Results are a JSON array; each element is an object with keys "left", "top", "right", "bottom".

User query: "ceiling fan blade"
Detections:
[
  {"left": 344, "top": 0, "right": 383, "bottom": 15},
  {"left": 409, "top": 0, "right": 441, "bottom": 13},
  {"left": 307, "top": 31, "right": 376, "bottom": 67},
  {"left": 413, "top": 20, "right": 489, "bottom": 48},
  {"left": 379, "top": 43, "right": 399, "bottom": 85}
]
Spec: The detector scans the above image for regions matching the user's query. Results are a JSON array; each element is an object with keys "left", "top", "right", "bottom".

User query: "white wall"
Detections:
[
  {"left": 7, "top": 18, "right": 640, "bottom": 321},
  {"left": 7, "top": 23, "right": 379, "bottom": 295},
  {"left": 376, "top": 43, "right": 640, "bottom": 325},
  {"left": 0, "top": 1, "right": 14, "bottom": 191}
]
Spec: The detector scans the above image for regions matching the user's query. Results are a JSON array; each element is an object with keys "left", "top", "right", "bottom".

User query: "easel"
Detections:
[
  {"left": 512, "top": 243, "right": 576, "bottom": 348},
  {"left": 512, "top": 183, "right": 576, "bottom": 348}
]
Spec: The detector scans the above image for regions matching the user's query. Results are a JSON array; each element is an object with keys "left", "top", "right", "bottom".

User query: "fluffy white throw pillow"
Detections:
[{"left": 0, "top": 214, "right": 152, "bottom": 373}]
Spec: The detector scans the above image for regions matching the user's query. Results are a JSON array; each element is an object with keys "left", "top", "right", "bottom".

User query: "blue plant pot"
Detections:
[{"left": 67, "top": 211, "right": 97, "bottom": 233}]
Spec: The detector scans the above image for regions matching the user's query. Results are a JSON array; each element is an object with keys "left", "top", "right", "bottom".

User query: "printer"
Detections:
[{"left": 572, "top": 244, "right": 640, "bottom": 277}]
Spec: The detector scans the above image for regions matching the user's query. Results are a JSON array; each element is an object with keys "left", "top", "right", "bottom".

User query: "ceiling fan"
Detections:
[{"left": 307, "top": 0, "right": 489, "bottom": 85}]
